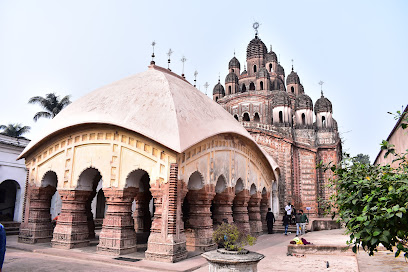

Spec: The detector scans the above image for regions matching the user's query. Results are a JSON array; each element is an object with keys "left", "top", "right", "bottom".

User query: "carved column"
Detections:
[
  {"left": 248, "top": 192, "right": 262, "bottom": 237},
  {"left": 133, "top": 191, "right": 152, "bottom": 247},
  {"left": 212, "top": 187, "right": 235, "bottom": 226},
  {"left": 52, "top": 190, "right": 91, "bottom": 249},
  {"left": 18, "top": 186, "right": 56, "bottom": 244},
  {"left": 97, "top": 188, "right": 137, "bottom": 255},
  {"left": 260, "top": 193, "right": 270, "bottom": 233},
  {"left": 185, "top": 185, "right": 216, "bottom": 252},
  {"left": 233, "top": 189, "right": 251, "bottom": 233}
]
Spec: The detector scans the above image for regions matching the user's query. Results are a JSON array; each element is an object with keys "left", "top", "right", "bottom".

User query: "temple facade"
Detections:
[
  {"left": 213, "top": 32, "right": 342, "bottom": 216},
  {"left": 18, "top": 64, "right": 279, "bottom": 262}
]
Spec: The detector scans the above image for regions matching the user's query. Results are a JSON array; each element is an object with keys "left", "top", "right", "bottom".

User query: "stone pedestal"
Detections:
[
  {"left": 133, "top": 191, "right": 152, "bottom": 247},
  {"left": 233, "top": 190, "right": 250, "bottom": 234},
  {"left": 18, "top": 186, "right": 55, "bottom": 244},
  {"left": 185, "top": 185, "right": 216, "bottom": 252},
  {"left": 97, "top": 188, "right": 138, "bottom": 255},
  {"left": 248, "top": 192, "right": 262, "bottom": 237},
  {"left": 260, "top": 195, "right": 269, "bottom": 233},
  {"left": 52, "top": 190, "right": 92, "bottom": 249},
  {"left": 202, "top": 249, "right": 264, "bottom": 272},
  {"left": 212, "top": 187, "right": 235, "bottom": 226}
]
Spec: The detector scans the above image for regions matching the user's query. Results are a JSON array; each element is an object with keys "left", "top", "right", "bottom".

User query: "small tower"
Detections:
[
  {"left": 271, "top": 90, "right": 292, "bottom": 127},
  {"left": 213, "top": 80, "right": 225, "bottom": 102},
  {"left": 314, "top": 90, "right": 334, "bottom": 130},
  {"left": 286, "top": 62, "right": 302, "bottom": 96},
  {"left": 265, "top": 45, "right": 278, "bottom": 74},
  {"left": 225, "top": 72, "right": 239, "bottom": 95},
  {"left": 256, "top": 66, "right": 270, "bottom": 91},
  {"left": 229, "top": 55, "right": 241, "bottom": 77},
  {"left": 295, "top": 94, "right": 314, "bottom": 129}
]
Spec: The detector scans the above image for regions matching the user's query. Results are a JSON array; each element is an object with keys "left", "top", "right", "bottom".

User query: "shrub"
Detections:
[{"left": 212, "top": 223, "right": 256, "bottom": 252}]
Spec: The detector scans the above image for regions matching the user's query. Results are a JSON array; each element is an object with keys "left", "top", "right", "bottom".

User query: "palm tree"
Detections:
[
  {"left": 0, "top": 123, "right": 31, "bottom": 137},
  {"left": 28, "top": 93, "right": 71, "bottom": 122}
]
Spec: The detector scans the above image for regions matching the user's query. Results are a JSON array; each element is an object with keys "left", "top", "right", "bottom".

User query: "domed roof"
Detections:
[
  {"left": 265, "top": 51, "right": 277, "bottom": 63},
  {"left": 286, "top": 69, "right": 300, "bottom": 85},
  {"left": 277, "top": 64, "right": 285, "bottom": 77},
  {"left": 20, "top": 65, "right": 282, "bottom": 168},
  {"left": 295, "top": 94, "right": 313, "bottom": 110},
  {"left": 256, "top": 67, "right": 270, "bottom": 78},
  {"left": 246, "top": 35, "right": 268, "bottom": 60},
  {"left": 225, "top": 72, "right": 239, "bottom": 84},
  {"left": 228, "top": 57, "right": 240, "bottom": 69},
  {"left": 272, "top": 90, "right": 291, "bottom": 107},
  {"left": 314, "top": 93, "right": 333, "bottom": 113},
  {"left": 213, "top": 81, "right": 225, "bottom": 95},
  {"left": 298, "top": 84, "right": 304, "bottom": 94}
]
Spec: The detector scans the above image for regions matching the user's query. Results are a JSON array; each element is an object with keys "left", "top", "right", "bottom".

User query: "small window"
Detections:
[
  {"left": 254, "top": 113, "right": 260, "bottom": 122},
  {"left": 242, "top": 84, "right": 246, "bottom": 92},
  {"left": 254, "top": 65, "right": 257, "bottom": 73},
  {"left": 232, "top": 69, "right": 234, "bottom": 73},
  {"left": 249, "top": 82, "right": 255, "bottom": 91},
  {"left": 322, "top": 116, "right": 326, "bottom": 127},
  {"left": 269, "top": 63, "right": 273, "bottom": 72},
  {"left": 279, "top": 111, "right": 283, "bottom": 123},
  {"left": 243, "top": 112, "right": 250, "bottom": 121},
  {"left": 301, "top": 113, "right": 306, "bottom": 125},
  {"left": 234, "top": 115, "right": 239, "bottom": 121},
  {"left": 228, "top": 86, "right": 232, "bottom": 94},
  {"left": 216, "top": 97, "right": 218, "bottom": 102},
  {"left": 260, "top": 81, "right": 264, "bottom": 90},
  {"left": 291, "top": 86, "right": 294, "bottom": 93}
]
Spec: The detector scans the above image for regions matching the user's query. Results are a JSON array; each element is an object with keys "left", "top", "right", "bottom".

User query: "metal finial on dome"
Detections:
[
  {"left": 291, "top": 59, "right": 294, "bottom": 71},
  {"left": 270, "top": 45, "right": 272, "bottom": 53},
  {"left": 253, "top": 22, "right": 260, "bottom": 36},
  {"left": 204, "top": 82, "right": 209, "bottom": 95},
  {"left": 318, "top": 81, "right": 324, "bottom": 96},
  {"left": 181, "top": 56, "right": 187, "bottom": 78},
  {"left": 194, "top": 70, "right": 198, "bottom": 87},
  {"left": 244, "top": 64, "right": 246, "bottom": 71},
  {"left": 234, "top": 50, "right": 235, "bottom": 57},
  {"left": 151, "top": 41, "right": 156, "bottom": 64},
  {"left": 167, "top": 48, "right": 173, "bottom": 71},
  {"left": 218, "top": 73, "right": 220, "bottom": 83}
]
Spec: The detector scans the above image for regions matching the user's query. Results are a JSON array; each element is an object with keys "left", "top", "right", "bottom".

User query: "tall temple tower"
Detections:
[{"left": 213, "top": 27, "right": 342, "bottom": 216}]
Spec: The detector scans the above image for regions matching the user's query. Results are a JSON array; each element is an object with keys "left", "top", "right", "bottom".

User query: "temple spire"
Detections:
[{"left": 318, "top": 81, "right": 324, "bottom": 97}]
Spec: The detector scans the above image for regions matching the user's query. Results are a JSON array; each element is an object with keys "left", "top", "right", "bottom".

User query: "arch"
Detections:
[
  {"left": 187, "top": 171, "right": 204, "bottom": 190},
  {"left": 254, "top": 112, "right": 260, "bottom": 122},
  {"left": 260, "top": 81, "right": 264, "bottom": 90},
  {"left": 250, "top": 184, "right": 257, "bottom": 195},
  {"left": 322, "top": 116, "right": 326, "bottom": 127},
  {"left": 242, "top": 84, "right": 246, "bottom": 92},
  {"left": 0, "top": 180, "right": 20, "bottom": 221},
  {"left": 279, "top": 111, "right": 283, "bottom": 123},
  {"left": 41, "top": 171, "right": 58, "bottom": 188},
  {"left": 76, "top": 167, "right": 102, "bottom": 191},
  {"left": 215, "top": 175, "right": 227, "bottom": 194},
  {"left": 228, "top": 85, "right": 232, "bottom": 95},
  {"left": 301, "top": 113, "right": 306, "bottom": 125},
  {"left": 243, "top": 112, "right": 250, "bottom": 122},
  {"left": 291, "top": 86, "right": 294, "bottom": 93},
  {"left": 126, "top": 169, "right": 150, "bottom": 191},
  {"left": 235, "top": 178, "right": 244, "bottom": 193},
  {"left": 269, "top": 63, "right": 273, "bottom": 72},
  {"left": 249, "top": 82, "right": 255, "bottom": 91},
  {"left": 234, "top": 114, "right": 239, "bottom": 121},
  {"left": 253, "top": 65, "right": 257, "bottom": 73}
]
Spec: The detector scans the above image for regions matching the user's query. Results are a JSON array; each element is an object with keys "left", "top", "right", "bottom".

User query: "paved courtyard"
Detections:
[{"left": 4, "top": 229, "right": 407, "bottom": 272}]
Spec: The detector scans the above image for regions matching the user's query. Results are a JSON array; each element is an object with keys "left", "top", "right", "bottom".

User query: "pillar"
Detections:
[
  {"left": 145, "top": 164, "right": 188, "bottom": 263},
  {"left": 133, "top": 191, "right": 152, "bottom": 247},
  {"left": 260, "top": 193, "right": 270, "bottom": 233},
  {"left": 18, "top": 186, "right": 55, "bottom": 244},
  {"left": 52, "top": 190, "right": 91, "bottom": 249},
  {"left": 233, "top": 189, "right": 250, "bottom": 233},
  {"left": 85, "top": 190, "right": 97, "bottom": 239},
  {"left": 97, "top": 188, "right": 137, "bottom": 255},
  {"left": 184, "top": 185, "right": 216, "bottom": 252},
  {"left": 248, "top": 192, "right": 262, "bottom": 237},
  {"left": 212, "top": 187, "right": 235, "bottom": 226}
]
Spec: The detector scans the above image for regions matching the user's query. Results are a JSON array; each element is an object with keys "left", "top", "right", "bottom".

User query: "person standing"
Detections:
[
  {"left": 295, "top": 211, "right": 302, "bottom": 236},
  {"left": 283, "top": 214, "right": 290, "bottom": 235},
  {"left": 266, "top": 208, "right": 275, "bottom": 234},
  {"left": 285, "top": 202, "right": 292, "bottom": 216},
  {"left": 300, "top": 210, "right": 309, "bottom": 235},
  {"left": 0, "top": 223, "right": 6, "bottom": 272}
]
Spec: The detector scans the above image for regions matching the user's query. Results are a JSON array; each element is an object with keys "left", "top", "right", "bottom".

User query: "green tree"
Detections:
[
  {"left": 28, "top": 93, "right": 71, "bottom": 122},
  {"left": 319, "top": 109, "right": 408, "bottom": 258},
  {"left": 0, "top": 123, "right": 31, "bottom": 137},
  {"left": 354, "top": 153, "right": 370, "bottom": 165}
]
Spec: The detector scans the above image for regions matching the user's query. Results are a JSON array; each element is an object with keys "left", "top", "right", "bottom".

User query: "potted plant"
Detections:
[{"left": 202, "top": 223, "right": 264, "bottom": 270}]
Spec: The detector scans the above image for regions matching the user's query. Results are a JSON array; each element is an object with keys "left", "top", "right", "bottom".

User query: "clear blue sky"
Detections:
[{"left": 1, "top": 0, "right": 407, "bottom": 162}]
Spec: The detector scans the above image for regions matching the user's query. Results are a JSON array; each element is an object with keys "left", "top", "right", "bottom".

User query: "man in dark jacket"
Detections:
[
  {"left": 283, "top": 214, "right": 290, "bottom": 235},
  {"left": 266, "top": 208, "right": 275, "bottom": 234}
]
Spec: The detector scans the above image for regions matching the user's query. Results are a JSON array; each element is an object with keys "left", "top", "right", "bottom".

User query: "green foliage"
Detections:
[
  {"left": 28, "top": 93, "right": 71, "bottom": 122},
  {"left": 354, "top": 153, "right": 370, "bottom": 165},
  {"left": 212, "top": 223, "right": 256, "bottom": 251},
  {"left": 319, "top": 109, "right": 408, "bottom": 258},
  {"left": 0, "top": 123, "right": 31, "bottom": 137}
]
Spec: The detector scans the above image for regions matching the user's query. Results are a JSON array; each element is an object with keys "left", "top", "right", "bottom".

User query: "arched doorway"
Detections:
[
  {"left": 249, "top": 82, "right": 255, "bottom": 91},
  {"left": 254, "top": 113, "right": 260, "bottom": 122},
  {"left": 0, "top": 180, "right": 20, "bottom": 221},
  {"left": 243, "top": 112, "right": 250, "bottom": 122},
  {"left": 212, "top": 175, "right": 234, "bottom": 226}
]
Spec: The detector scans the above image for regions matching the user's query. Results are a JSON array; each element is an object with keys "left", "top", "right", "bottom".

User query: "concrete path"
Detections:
[{"left": 5, "top": 229, "right": 407, "bottom": 271}]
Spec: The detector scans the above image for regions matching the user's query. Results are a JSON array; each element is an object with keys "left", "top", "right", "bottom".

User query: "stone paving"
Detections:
[{"left": 4, "top": 229, "right": 407, "bottom": 272}]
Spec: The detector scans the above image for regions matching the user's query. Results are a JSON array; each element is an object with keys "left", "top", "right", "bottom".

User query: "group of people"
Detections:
[{"left": 265, "top": 202, "right": 309, "bottom": 236}]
